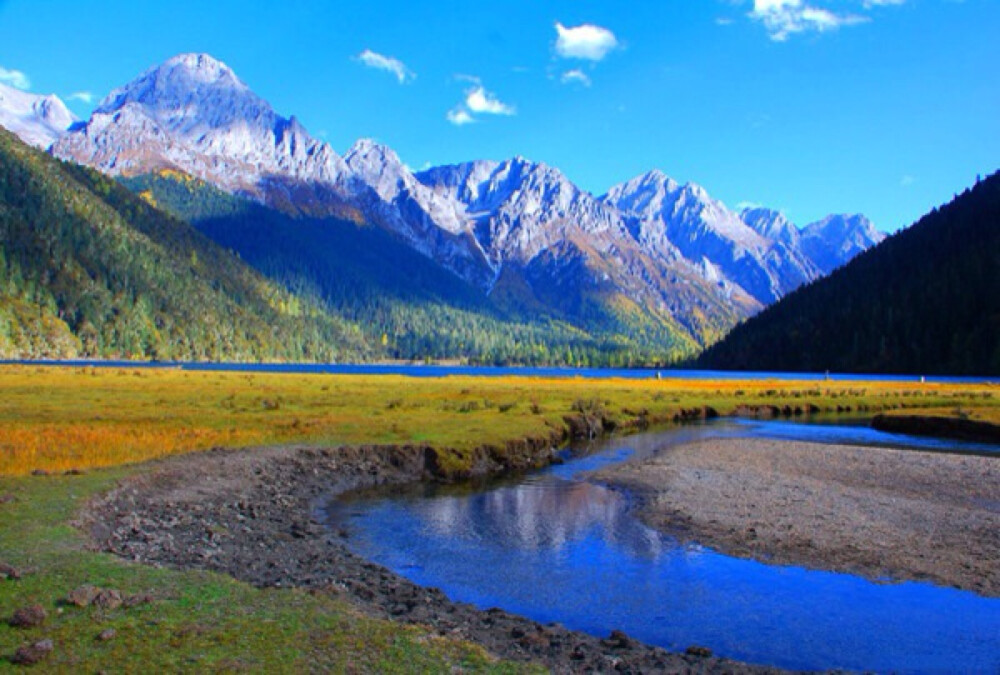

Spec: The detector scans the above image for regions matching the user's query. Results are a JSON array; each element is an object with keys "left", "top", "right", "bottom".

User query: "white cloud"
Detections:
[
  {"left": 67, "top": 91, "right": 95, "bottom": 104},
  {"left": 560, "top": 69, "right": 592, "bottom": 87},
  {"left": 0, "top": 66, "right": 30, "bottom": 90},
  {"left": 446, "top": 107, "right": 475, "bottom": 126},
  {"left": 554, "top": 22, "right": 619, "bottom": 61},
  {"left": 900, "top": 174, "right": 916, "bottom": 187},
  {"left": 356, "top": 49, "right": 415, "bottom": 84},
  {"left": 465, "top": 85, "right": 515, "bottom": 116},
  {"left": 446, "top": 81, "right": 515, "bottom": 126},
  {"left": 749, "top": 0, "right": 868, "bottom": 41}
]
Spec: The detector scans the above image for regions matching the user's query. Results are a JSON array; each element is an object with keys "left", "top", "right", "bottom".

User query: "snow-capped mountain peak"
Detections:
[
  {"left": 601, "top": 169, "right": 679, "bottom": 218},
  {"left": 97, "top": 53, "right": 247, "bottom": 116},
  {"left": 343, "top": 138, "right": 406, "bottom": 186},
  {"left": 800, "top": 214, "right": 885, "bottom": 273},
  {"left": 741, "top": 207, "right": 799, "bottom": 245},
  {"left": 0, "top": 81, "right": 76, "bottom": 149},
  {"left": 53, "top": 52, "right": 349, "bottom": 197}
]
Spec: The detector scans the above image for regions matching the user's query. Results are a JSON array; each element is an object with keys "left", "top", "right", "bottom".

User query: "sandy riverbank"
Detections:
[{"left": 594, "top": 438, "right": 1000, "bottom": 596}]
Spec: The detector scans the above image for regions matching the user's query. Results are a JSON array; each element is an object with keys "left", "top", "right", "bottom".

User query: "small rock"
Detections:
[
  {"left": 97, "top": 628, "right": 117, "bottom": 642},
  {"left": 0, "top": 493, "right": 15, "bottom": 504},
  {"left": 30, "top": 469, "right": 49, "bottom": 477},
  {"left": 66, "top": 584, "right": 101, "bottom": 607},
  {"left": 10, "top": 639, "right": 53, "bottom": 665},
  {"left": 0, "top": 562, "right": 22, "bottom": 580},
  {"left": 63, "top": 468, "right": 86, "bottom": 476},
  {"left": 123, "top": 593, "right": 153, "bottom": 608},
  {"left": 92, "top": 589, "right": 123, "bottom": 610},
  {"left": 685, "top": 645, "right": 713, "bottom": 658},
  {"left": 9, "top": 604, "right": 47, "bottom": 628},
  {"left": 517, "top": 631, "right": 549, "bottom": 650},
  {"left": 605, "top": 629, "right": 634, "bottom": 649}
]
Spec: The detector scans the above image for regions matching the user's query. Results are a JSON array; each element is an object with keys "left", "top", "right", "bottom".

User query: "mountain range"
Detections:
[{"left": 1, "top": 53, "right": 885, "bottom": 363}]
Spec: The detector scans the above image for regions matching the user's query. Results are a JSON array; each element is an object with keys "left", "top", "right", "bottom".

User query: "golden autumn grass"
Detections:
[{"left": 1, "top": 364, "right": 997, "bottom": 476}]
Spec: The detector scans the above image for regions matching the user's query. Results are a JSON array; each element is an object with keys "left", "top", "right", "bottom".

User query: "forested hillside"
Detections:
[
  {"left": 125, "top": 171, "right": 693, "bottom": 366},
  {"left": 0, "top": 129, "right": 370, "bottom": 361},
  {"left": 697, "top": 173, "right": 1000, "bottom": 375}
]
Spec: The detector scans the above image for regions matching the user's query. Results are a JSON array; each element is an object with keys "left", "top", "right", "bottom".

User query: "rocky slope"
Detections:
[{"left": 1, "top": 51, "right": 885, "bottom": 353}]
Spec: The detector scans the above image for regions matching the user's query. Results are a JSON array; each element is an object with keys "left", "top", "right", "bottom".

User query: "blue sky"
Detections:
[{"left": 0, "top": 0, "right": 996, "bottom": 232}]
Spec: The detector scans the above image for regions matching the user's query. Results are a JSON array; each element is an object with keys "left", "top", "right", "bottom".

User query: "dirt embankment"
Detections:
[
  {"left": 83, "top": 438, "right": 783, "bottom": 674},
  {"left": 595, "top": 438, "right": 1000, "bottom": 596},
  {"left": 872, "top": 413, "right": 1000, "bottom": 444}
]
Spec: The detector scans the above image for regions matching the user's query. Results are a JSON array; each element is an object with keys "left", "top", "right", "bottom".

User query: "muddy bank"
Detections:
[
  {"left": 595, "top": 438, "right": 1000, "bottom": 596},
  {"left": 872, "top": 413, "right": 1000, "bottom": 444},
  {"left": 83, "top": 440, "right": 782, "bottom": 674}
]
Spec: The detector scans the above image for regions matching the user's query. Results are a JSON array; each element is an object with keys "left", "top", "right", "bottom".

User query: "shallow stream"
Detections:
[{"left": 328, "top": 420, "right": 1000, "bottom": 672}]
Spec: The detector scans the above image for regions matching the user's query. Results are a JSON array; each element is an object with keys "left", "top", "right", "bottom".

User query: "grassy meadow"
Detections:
[
  {"left": 2, "top": 364, "right": 996, "bottom": 476},
  {"left": 0, "top": 364, "right": 997, "bottom": 670}
]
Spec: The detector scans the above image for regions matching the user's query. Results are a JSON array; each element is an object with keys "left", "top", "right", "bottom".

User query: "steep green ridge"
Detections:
[
  {"left": 0, "top": 129, "right": 370, "bottom": 361},
  {"left": 125, "top": 171, "right": 696, "bottom": 366},
  {"left": 697, "top": 172, "right": 1000, "bottom": 375}
]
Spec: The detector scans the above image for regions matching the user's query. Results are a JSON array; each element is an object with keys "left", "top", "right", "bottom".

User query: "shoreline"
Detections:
[
  {"left": 593, "top": 437, "right": 1000, "bottom": 597},
  {"left": 871, "top": 413, "right": 1000, "bottom": 444},
  {"left": 83, "top": 440, "right": 784, "bottom": 674}
]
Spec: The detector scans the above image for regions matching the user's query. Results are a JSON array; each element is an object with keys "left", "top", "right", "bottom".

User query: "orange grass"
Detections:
[{"left": 1, "top": 364, "right": 996, "bottom": 476}]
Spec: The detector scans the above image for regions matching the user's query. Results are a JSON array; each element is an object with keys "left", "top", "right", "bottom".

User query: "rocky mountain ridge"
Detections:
[
  {"left": 0, "top": 81, "right": 76, "bottom": 150},
  {"left": 3, "top": 52, "right": 885, "bottom": 350}
]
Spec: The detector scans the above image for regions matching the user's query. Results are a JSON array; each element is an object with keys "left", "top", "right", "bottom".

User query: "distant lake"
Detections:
[{"left": 2, "top": 359, "right": 994, "bottom": 383}]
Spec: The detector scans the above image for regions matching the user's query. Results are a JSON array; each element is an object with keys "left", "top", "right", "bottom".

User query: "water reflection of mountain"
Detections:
[
  {"left": 415, "top": 479, "right": 668, "bottom": 559},
  {"left": 333, "top": 421, "right": 1000, "bottom": 673}
]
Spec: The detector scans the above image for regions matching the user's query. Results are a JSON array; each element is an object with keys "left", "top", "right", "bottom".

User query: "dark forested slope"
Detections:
[
  {"left": 124, "top": 171, "right": 693, "bottom": 366},
  {"left": 0, "top": 129, "right": 370, "bottom": 361},
  {"left": 697, "top": 173, "right": 1000, "bottom": 375}
]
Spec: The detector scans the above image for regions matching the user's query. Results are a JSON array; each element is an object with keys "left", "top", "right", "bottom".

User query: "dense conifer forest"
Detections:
[
  {"left": 0, "top": 129, "right": 369, "bottom": 361},
  {"left": 697, "top": 172, "right": 1000, "bottom": 375}
]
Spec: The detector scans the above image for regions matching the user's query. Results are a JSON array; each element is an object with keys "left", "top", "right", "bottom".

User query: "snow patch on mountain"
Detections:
[
  {"left": 801, "top": 214, "right": 885, "bottom": 273},
  {"left": 0, "top": 82, "right": 76, "bottom": 149},
  {"left": 605, "top": 171, "right": 816, "bottom": 305},
  {"left": 418, "top": 157, "right": 631, "bottom": 268},
  {"left": 741, "top": 206, "right": 799, "bottom": 245}
]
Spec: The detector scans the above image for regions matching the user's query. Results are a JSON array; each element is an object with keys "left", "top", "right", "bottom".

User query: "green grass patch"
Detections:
[{"left": 0, "top": 470, "right": 532, "bottom": 672}]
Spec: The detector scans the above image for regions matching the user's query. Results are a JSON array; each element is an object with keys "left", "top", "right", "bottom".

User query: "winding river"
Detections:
[{"left": 328, "top": 420, "right": 1000, "bottom": 673}]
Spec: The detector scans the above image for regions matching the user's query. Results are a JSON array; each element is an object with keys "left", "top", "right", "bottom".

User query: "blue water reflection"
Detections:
[{"left": 330, "top": 422, "right": 1000, "bottom": 672}]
